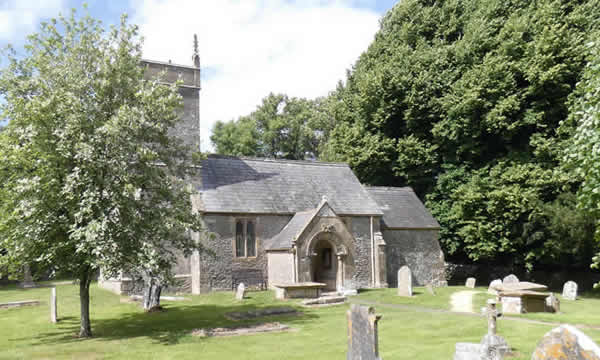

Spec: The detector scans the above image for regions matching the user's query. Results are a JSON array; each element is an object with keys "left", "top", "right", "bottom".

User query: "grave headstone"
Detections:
[
  {"left": 346, "top": 304, "right": 382, "bottom": 360},
  {"left": 454, "top": 300, "right": 509, "bottom": 360},
  {"left": 50, "top": 287, "right": 57, "bottom": 323},
  {"left": 235, "top": 282, "right": 246, "bottom": 300},
  {"left": 531, "top": 325, "right": 600, "bottom": 360},
  {"left": 545, "top": 293, "right": 560, "bottom": 313},
  {"left": 502, "top": 274, "right": 519, "bottom": 285},
  {"left": 480, "top": 300, "right": 510, "bottom": 358},
  {"left": 488, "top": 279, "right": 502, "bottom": 295},
  {"left": 19, "top": 265, "right": 36, "bottom": 288},
  {"left": 465, "top": 277, "right": 476, "bottom": 288},
  {"left": 562, "top": 281, "right": 578, "bottom": 301},
  {"left": 397, "top": 266, "right": 412, "bottom": 297},
  {"left": 425, "top": 283, "right": 436, "bottom": 296}
]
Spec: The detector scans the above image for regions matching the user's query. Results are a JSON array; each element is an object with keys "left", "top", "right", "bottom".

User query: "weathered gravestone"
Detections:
[
  {"left": 397, "top": 266, "right": 412, "bottom": 297},
  {"left": 480, "top": 300, "right": 510, "bottom": 358},
  {"left": 453, "top": 300, "right": 509, "bottom": 360},
  {"left": 488, "top": 279, "right": 502, "bottom": 295},
  {"left": 502, "top": 274, "right": 519, "bottom": 285},
  {"left": 531, "top": 325, "right": 600, "bottom": 360},
  {"left": 562, "top": 281, "right": 578, "bottom": 301},
  {"left": 235, "top": 283, "right": 246, "bottom": 300},
  {"left": 19, "top": 265, "right": 36, "bottom": 289},
  {"left": 50, "top": 287, "right": 57, "bottom": 323},
  {"left": 347, "top": 304, "right": 382, "bottom": 360},
  {"left": 425, "top": 283, "right": 436, "bottom": 296},
  {"left": 545, "top": 293, "right": 560, "bottom": 313},
  {"left": 466, "top": 277, "right": 476, "bottom": 288}
]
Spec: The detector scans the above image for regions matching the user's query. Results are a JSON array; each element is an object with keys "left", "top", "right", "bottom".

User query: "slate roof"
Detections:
[
  {"left": 198, "top": 155, "right": 383, "bottom": 215},
  {"left": 365, "top": 186, "right": 440, "bottom": 229},
  {"left": 268, "top": 209, "right": 317, "bottom": 250}
]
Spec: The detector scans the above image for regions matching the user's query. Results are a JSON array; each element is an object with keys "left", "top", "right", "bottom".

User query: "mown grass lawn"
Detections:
[{"left": 2, "top": 283, "right": 600, "bottom": 359}]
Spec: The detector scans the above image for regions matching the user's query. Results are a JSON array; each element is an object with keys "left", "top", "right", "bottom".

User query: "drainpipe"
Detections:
[{"left": 370, "top": 216, "right": 376, "bottom": 287}]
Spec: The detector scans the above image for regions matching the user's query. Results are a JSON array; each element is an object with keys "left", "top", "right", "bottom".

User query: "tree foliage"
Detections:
[
  {"left": 321, "top": 0, "right": 600, "bottom": 268},
  {"left": 211, "top": 93, "right": 333, "bottom": 160},
  {"left": 0, "top": 11, "right": 203, "bottom": 336},
  {"left": 565, "top": 39, "right": 600, "bottom": 270}
]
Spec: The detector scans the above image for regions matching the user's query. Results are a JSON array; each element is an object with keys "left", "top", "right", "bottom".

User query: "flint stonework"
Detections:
[
  {"left": 562, "top": 281, "right": 578, "bottom": 301},
  {"left": 235, "top": 283, "right": 246, "bottom": 300},
  {"left": 397, "top": 266, "right": 412, "bottom": 297},
  {"left": 531, "top": 325, "right": 600, "bottom": 360},
  {"left": 466, "top": 277, "right": 476, "bottom": 288},
  {"left": 347, "top": 304, "right": 382, "bottom": 360}
]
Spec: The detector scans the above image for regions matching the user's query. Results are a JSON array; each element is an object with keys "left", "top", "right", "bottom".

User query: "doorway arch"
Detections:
[{"left": 311, "top": 238, "right": 337, "bottom": 291}]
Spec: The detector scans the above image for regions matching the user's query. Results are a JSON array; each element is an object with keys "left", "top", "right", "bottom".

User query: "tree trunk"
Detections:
[
  {"left": 142, "top": 275, "right": 162, "bottom": 312},
  {"left": 79, "top": 267, "right": 92, "bottom": 337}
]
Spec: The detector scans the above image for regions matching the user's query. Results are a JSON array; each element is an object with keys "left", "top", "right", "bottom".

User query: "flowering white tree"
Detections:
[{"left": 0, "top": 11, "right": 204, "bottom": 337}]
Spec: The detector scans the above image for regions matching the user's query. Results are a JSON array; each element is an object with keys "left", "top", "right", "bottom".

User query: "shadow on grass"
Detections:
[{"left": 17, "top": 302, "right": 319, "bottom": 346}]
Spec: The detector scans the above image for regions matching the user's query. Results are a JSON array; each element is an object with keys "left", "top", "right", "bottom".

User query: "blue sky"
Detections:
[{"left": 0, "top": 0, "right": 397, "bottom": 149}]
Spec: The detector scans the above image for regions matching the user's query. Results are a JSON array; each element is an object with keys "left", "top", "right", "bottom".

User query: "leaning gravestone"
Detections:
[
  {"left": 531, "top": 325, "right": 600, "bottom": 360},
  {"left": 562, "top": 281, "right": 578, "bottom": 301},
  {"left": 397, "top": 266, "right": 412, "bottom": 297},
  {"left": 502, "top": 274, "right": 519, "bottom": 284},
  {"left": 466, "top": 277, "right": 476, "bottom": 288},
  {"left": 235, "top": 283, "right": 246, "bottom": 300},
  {"left": 19, "top": 264, "right": 36, "bottom": 288},
  {"left": 488, "top": 279, "right": 502, "bottom": 295},
  {"left": 50, "top": 287, "right": 57, "bottom": 323},
  {"left": 425, "top": 283, "right": 436, "bottom": 296},
  {"left": 347, "top": 304, "right": 382, "bottom": 360}
]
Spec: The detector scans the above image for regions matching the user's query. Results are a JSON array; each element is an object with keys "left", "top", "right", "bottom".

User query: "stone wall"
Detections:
[
  {"left": 141, "top": 60, "right": 200, "bottom": 151},
  {"left": 199, "top": 214, "right": 292, "bottom": 291},
  {"left": 200, "top": 213, "right": 378, "bottom": 292},
  {"left": 348, "top": 216, "right": 377, "bottom": 289},
  {"left": 383, "top": 229, "right": 446, "bottom": 287}
]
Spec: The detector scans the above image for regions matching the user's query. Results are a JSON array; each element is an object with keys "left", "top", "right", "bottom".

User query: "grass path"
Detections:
[{"left": 450, "top": 290, "right": 479, "bottom": 313}]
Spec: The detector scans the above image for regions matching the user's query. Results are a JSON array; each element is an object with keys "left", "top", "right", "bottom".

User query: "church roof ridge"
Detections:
[
  {"left": 206, "top": 154, "right": 349, "bottom": 168},
  {"left": 364, "top": 185, "right": 414, "bottom": 192}
]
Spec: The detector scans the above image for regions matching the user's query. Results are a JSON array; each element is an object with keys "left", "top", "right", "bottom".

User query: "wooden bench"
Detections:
[{"left": 231, "top": 269, "right": 267, "bottom": 291}]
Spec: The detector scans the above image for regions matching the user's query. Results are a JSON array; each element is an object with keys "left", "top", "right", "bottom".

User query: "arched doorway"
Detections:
[{"left": 311, "top": 239, "right": 337, "bottom": 291}]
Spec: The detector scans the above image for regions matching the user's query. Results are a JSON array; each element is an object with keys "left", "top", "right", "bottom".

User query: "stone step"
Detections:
[{"left": 302, "top": 295, "right": 347, "bottom": 306}]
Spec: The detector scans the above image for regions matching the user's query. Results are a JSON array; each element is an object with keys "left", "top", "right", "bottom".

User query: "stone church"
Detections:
[{"left": 99, "top": 44, "right": 446, "bottom": 295}]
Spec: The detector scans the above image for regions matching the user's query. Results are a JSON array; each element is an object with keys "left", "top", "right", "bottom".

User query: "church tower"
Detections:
[{"left": 141, "top": 35, "right": 201, "bottom": 150}]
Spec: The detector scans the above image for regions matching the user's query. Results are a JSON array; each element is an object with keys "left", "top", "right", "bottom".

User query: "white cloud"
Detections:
[
  {"left": 0, "top": 0, "right": 66, "bottom": 41},
  {"left": 130, "top": 0, "right": 381, "bottom": 152}
]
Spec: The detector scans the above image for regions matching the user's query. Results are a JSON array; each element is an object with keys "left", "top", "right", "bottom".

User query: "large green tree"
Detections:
[
  {"left": 565, "top": 39, "right": 600, "bottom": 270},
  {"left": 0, "top": 11, "right": 203, "bottom": 337},
  {"left": 322, "top": 0, "right": 600, "bottom": 268},
  {"left": 211, "top": 93, "right": 333, "bottom": 160}
]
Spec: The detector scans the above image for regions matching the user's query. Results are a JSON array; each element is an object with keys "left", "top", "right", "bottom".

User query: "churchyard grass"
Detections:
[
  {"left": 2, "top": 284, "right": 600, "bottom": 359},
  {"left": 354, "top": 285, "right": 465, "bottom": 310}
]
